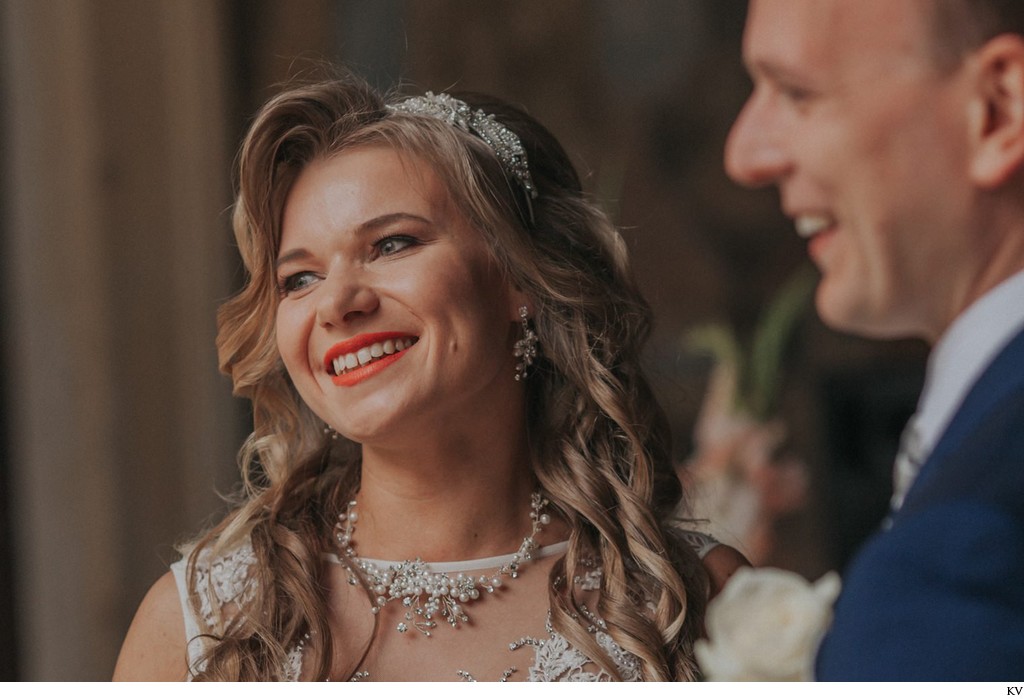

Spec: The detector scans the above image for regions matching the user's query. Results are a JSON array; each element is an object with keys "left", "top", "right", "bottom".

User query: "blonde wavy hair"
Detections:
[{"left": 187, "top": 73, "right": 708, "bottom": 681}]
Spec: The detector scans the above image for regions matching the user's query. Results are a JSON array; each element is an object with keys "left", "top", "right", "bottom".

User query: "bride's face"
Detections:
[{"left": 274, "top": 145, "right": 527, "bottom": 444}]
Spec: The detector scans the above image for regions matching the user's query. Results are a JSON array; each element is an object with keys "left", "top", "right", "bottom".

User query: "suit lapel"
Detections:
[{"left": 899, "top": 326, "right": 1024, "bottom": 513}]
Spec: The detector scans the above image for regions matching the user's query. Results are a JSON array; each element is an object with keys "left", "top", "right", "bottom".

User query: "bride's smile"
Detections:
[{"left": 324, "top": 333, "right": 419, "bottom": 386}]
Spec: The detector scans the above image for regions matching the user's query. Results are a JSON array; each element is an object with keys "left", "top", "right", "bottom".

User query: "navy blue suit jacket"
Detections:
[{"left": 816, "top": 327, "right": 1024, "bottom": 680}]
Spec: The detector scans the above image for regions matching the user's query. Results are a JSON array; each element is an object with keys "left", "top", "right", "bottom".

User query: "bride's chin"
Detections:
[
  {"left": 330, "top": 418, "right": 407, "bottom": 448},
  {"left": 318, "top": 397, "right": 413, "bottom": 444}
]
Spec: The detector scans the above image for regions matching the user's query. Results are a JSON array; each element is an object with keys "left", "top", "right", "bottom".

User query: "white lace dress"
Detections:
[{"left": 170, "top": 531, "right": 718, "bottom": 681}]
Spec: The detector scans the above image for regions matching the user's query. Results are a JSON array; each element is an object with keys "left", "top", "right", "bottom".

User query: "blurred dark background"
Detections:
[{"left": 0, "top": 0, "right": 925, "bottom": 679}]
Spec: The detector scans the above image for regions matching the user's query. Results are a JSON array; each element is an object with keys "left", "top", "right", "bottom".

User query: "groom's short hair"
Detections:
[{"left": 931, "top": 0, "right": 1024, "bottom": 67}]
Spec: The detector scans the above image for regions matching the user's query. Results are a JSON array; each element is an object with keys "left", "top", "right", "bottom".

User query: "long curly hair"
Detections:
[{"left": 187, "top": 73, "right": 708, "bottom": 681}]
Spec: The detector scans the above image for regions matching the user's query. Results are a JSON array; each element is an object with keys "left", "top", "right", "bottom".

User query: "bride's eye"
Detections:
[
  {"left": 374, "top": 234, "right": 418, "bottom": 257},
  {"left": 278, "top": 271, "right": 319, "bottom": 295}
]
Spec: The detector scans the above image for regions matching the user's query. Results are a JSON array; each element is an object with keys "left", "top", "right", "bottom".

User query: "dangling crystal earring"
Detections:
[
  {"left": 513, "top": 305, "right": 538, "bottom": 381},
  {"left": 323, "top": 425, "right": 339, "bottom": 440}
]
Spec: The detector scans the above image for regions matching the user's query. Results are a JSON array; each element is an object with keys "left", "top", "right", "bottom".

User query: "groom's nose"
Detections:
[{"left": 725, "top": 86, "right": 792, "bottom": 188}]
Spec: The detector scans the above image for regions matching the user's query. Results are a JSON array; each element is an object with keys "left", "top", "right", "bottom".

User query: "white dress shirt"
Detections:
[{"left": 891, "top": 268, "right": 1024, "bottom": 510}]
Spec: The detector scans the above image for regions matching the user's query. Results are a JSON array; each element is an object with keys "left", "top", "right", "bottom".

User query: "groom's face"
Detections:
[{"left": 725, "top": 0, "right": 976, "bottom": 341}]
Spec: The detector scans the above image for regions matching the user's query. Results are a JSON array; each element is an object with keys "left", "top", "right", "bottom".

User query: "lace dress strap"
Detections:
[
  {"left": 170, "top": 538, "right": 259, "bottom": 677},
  {"left": 169, "top": 556, "right": 202, "bottom": 672},
  {"left": 677, "top": 529, "right": 720, "bottom": 559}
]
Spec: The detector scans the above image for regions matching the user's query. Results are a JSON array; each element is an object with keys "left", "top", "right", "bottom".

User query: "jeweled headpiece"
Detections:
[{"left": 389, "top": 92, "right": 538, "bottom": 223}]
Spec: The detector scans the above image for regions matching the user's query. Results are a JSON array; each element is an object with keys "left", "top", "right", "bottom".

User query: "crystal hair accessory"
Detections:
[
  {"left": 334, "top": 491, "right": 551, "bottom": 637},
  {"left": 390, "top": 92, "right": 539, "bottom": 223}
]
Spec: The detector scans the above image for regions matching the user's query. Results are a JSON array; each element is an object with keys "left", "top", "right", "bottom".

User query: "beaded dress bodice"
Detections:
[{"left": 170, "top": 531, "right": 718, "bottom": 681}]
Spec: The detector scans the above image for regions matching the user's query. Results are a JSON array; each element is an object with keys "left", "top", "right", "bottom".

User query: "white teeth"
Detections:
[
  {"left": 329, "top": 337, "right": 418, "bottom": 375},
  {"left": 795, "top": 215, "right": 835, "bottom": 238}
]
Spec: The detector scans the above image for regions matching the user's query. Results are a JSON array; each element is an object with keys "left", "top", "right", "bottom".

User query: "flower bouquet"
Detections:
[
  {"left": 681, "top": 265, "right": 817, "bottom": 562},
  {"left": 696, "top": 567, "right": 841, "bottom": 681}
]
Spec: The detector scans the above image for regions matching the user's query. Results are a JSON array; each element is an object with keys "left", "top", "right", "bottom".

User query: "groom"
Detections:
[{"left": 725, "top": 0, "right": 1024, "bottom": 680}]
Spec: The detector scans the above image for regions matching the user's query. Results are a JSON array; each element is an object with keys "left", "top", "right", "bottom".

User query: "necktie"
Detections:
[{"left": 890, "top": 415, "right": 924, "bottom": 514}]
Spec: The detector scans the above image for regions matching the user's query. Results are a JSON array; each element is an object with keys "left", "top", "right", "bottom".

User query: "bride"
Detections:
[{"left": 113, "top": 75, "right": 745, "bottom": 681}]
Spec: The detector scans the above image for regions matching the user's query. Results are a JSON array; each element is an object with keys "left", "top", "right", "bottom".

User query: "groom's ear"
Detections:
[{"left": 967, "top": 34, "right": 1024, "bottom": 188}]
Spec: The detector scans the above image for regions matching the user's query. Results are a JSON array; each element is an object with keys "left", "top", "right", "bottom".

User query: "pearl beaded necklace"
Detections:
[{"left": 334, "top": 492, "right": 551, "bottom": 637}]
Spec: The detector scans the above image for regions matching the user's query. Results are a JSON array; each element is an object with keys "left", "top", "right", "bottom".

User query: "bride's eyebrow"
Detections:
[
  {"left": 275, "top": 247, "right": 313, "bottom": 270},
  {"left": 357, "top": 212, "right": 433, "bottom": 233},
  {"left": 275, "top": 212, "right": 435, "bottom": 270}
]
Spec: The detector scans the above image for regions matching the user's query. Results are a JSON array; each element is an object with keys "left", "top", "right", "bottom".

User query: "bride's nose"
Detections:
[{"left": 316, "top": 269, "right": 380, "bottom": 326}]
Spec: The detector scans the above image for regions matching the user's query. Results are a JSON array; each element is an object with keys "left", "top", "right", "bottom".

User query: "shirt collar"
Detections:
[{"left": 913, "top": 268, "right": 1024, "bottom": 464}]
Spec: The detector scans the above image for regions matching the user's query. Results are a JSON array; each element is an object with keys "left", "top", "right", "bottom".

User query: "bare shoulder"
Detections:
[
  {"left": 113, "top": 570, "right": 189, "bottom": 681},
  {"left": 701, "top": 544, "right": 750, "bottom": 599}
]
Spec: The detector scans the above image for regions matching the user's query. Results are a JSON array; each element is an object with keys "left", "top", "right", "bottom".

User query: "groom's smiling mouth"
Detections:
[
  {"left": 792, "top": 213, "right": 839, "bottom": 266},
  {"left": 794, "top": 214, "right": 836, "bottom": 239}
]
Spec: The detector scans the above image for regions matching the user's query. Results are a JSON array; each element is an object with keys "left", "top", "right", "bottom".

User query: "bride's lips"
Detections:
[{"left": 323, "top": 331, "right": 419, "bottom": 387}]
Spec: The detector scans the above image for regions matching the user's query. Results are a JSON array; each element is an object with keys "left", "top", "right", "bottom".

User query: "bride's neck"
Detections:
[{"left": 348, "top": 442, "right": 540, "bottom": 562}]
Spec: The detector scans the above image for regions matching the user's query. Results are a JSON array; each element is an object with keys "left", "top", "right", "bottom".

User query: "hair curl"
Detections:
[{"left": 187, "top": 72, "right": 707, "bottom": 681}]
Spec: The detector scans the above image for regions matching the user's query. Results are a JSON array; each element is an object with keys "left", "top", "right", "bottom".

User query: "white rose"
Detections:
[{"left": 695, "top": 567, "right": 841, "bottom": 681}]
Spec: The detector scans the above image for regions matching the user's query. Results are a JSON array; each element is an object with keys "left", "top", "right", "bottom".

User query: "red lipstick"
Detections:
[
  {"left": 323, "top": 331, "right": 417, "bottom": 387},
  {"left": 323, "top": 331, "right": 411, "bottom": 368},
  {"left": 332, "top": 350, "right": 409, "bottom": 387}
]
